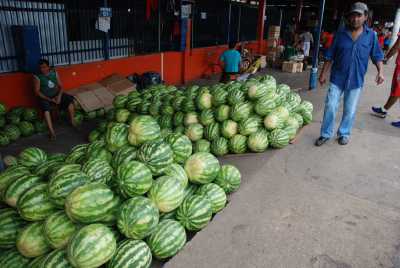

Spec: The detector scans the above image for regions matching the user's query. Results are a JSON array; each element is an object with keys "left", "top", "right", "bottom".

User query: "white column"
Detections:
[{"left": 391, "top": 8, "right": 400, "bottom": 47}]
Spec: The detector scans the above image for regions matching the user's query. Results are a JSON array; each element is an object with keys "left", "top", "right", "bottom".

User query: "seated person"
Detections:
[
  {"left": 220, "top": 41, "right": 241, "bottom": 83},
  {"left": 33, "top": 59, "right": 76, "bottom": 140}
]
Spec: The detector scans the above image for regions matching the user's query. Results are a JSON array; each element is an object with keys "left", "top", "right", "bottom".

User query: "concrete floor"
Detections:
[{"left": 2, "top": 63, "right": 400, "bottom": 268}]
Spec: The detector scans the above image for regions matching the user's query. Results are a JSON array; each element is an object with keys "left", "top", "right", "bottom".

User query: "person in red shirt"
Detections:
[
  {"left": 372, "top": 34, "right": 400, "bottom": 128},
  {"left": 321, "top": 31, "right": 334, "bottom": 49}
]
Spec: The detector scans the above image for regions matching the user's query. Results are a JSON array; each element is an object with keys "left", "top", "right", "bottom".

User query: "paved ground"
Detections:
[{"left": 2, "top": 63, "right": 400, "bottom": 268}]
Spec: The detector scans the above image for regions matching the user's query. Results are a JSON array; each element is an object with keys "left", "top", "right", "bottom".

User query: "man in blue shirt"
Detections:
[
  {"left": 315, "top": 2, "right": 384, "bottom": 146},
  {"left": 220, "top": 41, "right": 241, "bottom": 83}
]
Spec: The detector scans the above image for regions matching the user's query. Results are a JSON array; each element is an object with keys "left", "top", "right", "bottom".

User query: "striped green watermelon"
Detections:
[
  {"left": 298, "top": 100, "right": 313, "bottom": 113},
  {"left": 117, "top": 196, "right": 159, "bottom": 239},
  {"left": 215, "top": 105, "right": 230, "bottom": 122},
  {"left": 113, "top": 95, "right": 128, "bottom": 109},
  {"left": 301, "top": 110, "right": 313, "bottom": 125},
  {"left": 88, "top": 129, "right": 101, "bottom": 143},
  {"left": 128, "top": 115, "right": 161, "bottom": 146},
  {"left": 34, "top": 120, "right": 47, "bottom": 133},
  {"left": 194, "top": 139, "right": 211, "bottom": 153},
  {"left": 137, "top": 141, "right": 174, "bottom": 175},
  {"left": 48, "top": 153, "right": 66, "bottom": 162},
  {"left": 161, "top": 128, "right": 173, "bottom": 139},
  {"left": 196, "top": 183, "right": 227, "bottom": 213},
  {"left": 230, "top": 102, "right": 252, "bottom": 122},
  {"left": 49, "top": 164, "right": 81, "bottom": 181},
  {"left": 158, "top": 115, "right": 173, "bottom": 129},
  {"left": 149, "top": 101, "right": 161, "bottom": 116},
  {"left": 247, "top": 130, "right": 269, "bottom": 152},
  {"left": 172, "top": 96, "right": 185, "bottom": 112},
  {"left": 111, "top": 146, "right": 137, "bottom": 169},
  {"left": 7, "top": 113, "right": 21, "bottom": 125},
  {"left": 106, "top": 123, "right": 129, "bottom": 152},
  {"left": 137, "top": 101, "right": 151, "bottom": 114},
  {"left": 185, "top": 123, "right": 204, "bottom": 142},
  {"left": 175, "top": 194, "right": 212, "bottom": 231},
  {"left": 34, "top": 158, "right": 63, "bottom": 178},
  {"left": 173, "top": 112, "right": 184, "bottom": 126},
  {"left": 283, "top": 125, "right": 298, "bottom": 140},
  {"left": 0, "top": 132, "right": 10, "bottom": 146},
  {"left": 159, "top": 210, "right": 176, "bottom": 221},
  {"left": 0, "top": 116, "right": 5, "bottom": 128},
  {"left": 22, "top": 109, "right": 38, "bottom": 122},
  {"left": 148, "top": 176, "right": 184, "bottom": 213},
  {"left": 44, "top": 211, "right": 78, "bottom": 249},
  {"left": 229, "top": 134, "right": 247, "bottom": 154},
  {"left": 163, "top": 163, "right": 188, "bottom": 188},
  {"left": 227, "top": 88, "right": 245, "bottom": 105},
  {"left": 204, "top": 122, "right": 220, "bottom": 141},
  {"left": 107, "top": 239, "right": 152, "bottom": 268},
  {"left": 0, "top": 249, "right": 30, "bottom": 268},
  {"left": 264, "top": 113, "right": 285, "bottom": 130},
  {"left": 48, "top": 169, "right": 90, "bottom": 207},
  {"left": 106, "top": 108, "right": 116, "bottom": 121},
  {"left": 292, "top": 112, "right": 304, "bottom": 127},
  {"left": 17, "top": 222, "right": 51, "bottom": 257},
  {"left": 126, "top": 97, "right": 141, "bottom": 112},
  {"left": 247, "top": 83, "right": 268, "bottom": 100},
  {"left": 238, "top": 116, "right": 261, "bottom": 136},
  {"left": 3, "top": 175, "right": 41, "bottom": 207},
  {"left": 0, "top": 165, "right": 31, "bottom": 200},
  {"left": 199, "top": 109, "right": 215, "bottom": 126},
  {"left": 215, "top": 165, "right": 241, "bottom": 193},
  {"left": 67, "top": 224, "right": 116, "bottom": 268},
  {"left": 221, "top": 120, "right": 238, "bottom": 139},
  {"left": 161, "top": 105, "right": 174, "bottom": 116},
  {"left": 28, "top": 255, "right": 47, "bottom": 268},
  {"left": 211, "top": 137, "right": 229, "bottom": 156},
  {"left": 196, "top": 90, "right": 212, "bottom": 110},
  {"left": 184, "top": 112, "right": 199, "bottom": 126},
  {"left": 115, "top": 109, "right": 130, "bottom": 123},
  {"left": 3, "top": 124, "right": 21, "bottom": 141},
  {"left": 82, "top": 158, "right": 113, "bottom": 184},
  {"left": 184, "top": 152, "right": 220, "bottom": 184},
  {"left": 212, "top": 87, "right": 228, "bottom": 106},
  {"left": 65, "top": 183, "right": 120, "bottom": 223},
  {"left": 183, "top": 183, "right": 198, "bottom": 201},
  {"left": 174, "top": 125, "right": 185, "bottom": 135},
  {"left": 116, "top": 161, "right": 153, "bottom": 197},
  {"left": 183, "top": 100, "right": 196, "bottom": 112},
  {"left": 146, "top": 219, "right": 186, "bottom": 260},
  {"left": 276, "top": 84, "right": 291, "bottom": 97},
  {"left": 17, "top": 183, "right": 57, "bottom": 221},
  {"left": 41, "top": 249, "right": 71, "bottom": 268},
  {"left": 165, "top": 133, "right": 192, "bottom": 164},
  {"left": 0, "top": 208, "right": 26, "bottom": 249},
  {"left": 18, "top": 147, "right": 47, "bottom": 169},
  {"left": 18, "top": 121, "right": 35, "bottom": 137},
  {"left": 269, "top": 128, "right": 290, "bottom": 148},
  {"left": 65, "top": 144, "right": 88, "bottom": 164}
]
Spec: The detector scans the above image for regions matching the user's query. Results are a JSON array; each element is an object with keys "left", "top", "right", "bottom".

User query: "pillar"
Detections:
[{"left": 256, "top": 0, "right": 266, "bottom": 54}]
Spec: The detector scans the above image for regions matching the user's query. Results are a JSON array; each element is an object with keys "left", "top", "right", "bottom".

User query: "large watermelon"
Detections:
[
  {"left": 107, "top": 239, "right": 152, "bottom": 268},
  {"left": 196, "top": 90, "right": 212, "bottom": 110},
  {"left": 175, "top": 194, "right": 212, "bottom": 231},
  {"left": 0, "top": 249, "right": 30, "bottom": 267},
  {"left": 269, "top": 128, "right": 290, "bottom": 149},
  {"left": 146, "top": 220, "right": 186, "bottom": 260},
  {"left": 34, "top": 158, "right": 63, "bottom": 178},
  {"left": 28, "top": 254, "right": 47, "bottom": 268},
  {"left": 185, "top": 123, "right": 204, "bottom": 142},
  {"left": 115, "top": 109, "right": 130, "bottom": 123},
  {"left": 3, "top": 175, "right": 41, "bottom": 207},
  {"left": 227, "top": 88, "right": 245, "bottom": 105},
  {"left": 148, "top": 176, "right": 184, "bottom": 213},
  {"left": 158, "top": 115, "right": 173, "bottom": 129},
  {"left": 113, "top": 95, "right": 128, "bottom": 109},
  {"left": 165, "top": 133, "right": 192, "bottom": 164},
  {"left": 117, "top": 196, "right": 159, "bottom": 239},
  {"left": 82, "top": 158, "right": 113, "bottom": 184},
  {"left": 65, "top": 183, "right": 120, "bottom": 223},
  {"left": 41, "top": 249, "right": 71, "bottom": 268},
  {"left": 116, "top": 161, "right": 153, "bottom": 197},
  {"left": 184, "top": 152, "right": 220, "bottom": 184},
  {"left": 211, "top": 87, "right": 228, "bottom": 106},
  {"left": 247, "top": 129, "right": 269, "bottom": 152},
  {"left": 17, "top": 183, "right": 57, "bottom": 221},
  {"left": 196, "top": 183, "right": 227, "bottom": 213},
  {"left": 106, "top": 123, "right": 129, "bottom": 152},
  {"left": 194, "top": 139, "right": 211, "bottom": 153},
  {"left": 0, "top": 116, "right": 5, "bottom": 128},
  {"left": 128, "top": 115, "right": 161, "bottom": 146},
  {"left": 65, "top": 144, "right": 88, "bottom": 164},
  {"left": 211, "top": 137, "right": 229, "bottom": 156},
  {"left": 162, "top": 163, "right": 188, "bottom": 188},
  {"left": 199, "top": 109, "right": 215, "bottom": 126},
  {"left": 247, "top": 83, "right": 268, "bottom": 100},
  {"left": 22, "top": 108, "right": 38, "bottom": 122},
  {"left": 18, "top": 147, "right": 47, "bottom": 169},
  {"left": 229, "top": 134, "right": 247, "bottom": 154},
  {"left": 264, "top": 113, "right": 285, "bottom": 130},
  {"left": 0, "top": 132, "right": 10, "bottom": 146},
  {"left": 111, "top": 145, "right": 137, "bottom": 169},
  {"left": 230, "top": 102, "right": 252, "bottom": 122},
  {"left": 0, "top": 208, "right": 26, "bottom": 249},
  {"left": 44, "top": 211, "right": 78, "bottom": 249},
  {"left": 238, "top": 116, "right": 261, "bottom": 136},
  {"left": 3, "top": 124, "right": 21, "bottom": 141},
  {"left": 137, "top": 141, "right": 174, "bottom": 175},
  {"left": 215, "top": 165, "right": 241, "bottom": 193},
  {"left": 183, "top": 112, "right": 199, "bottom": 126},
  {"left": 18, "top": 121, "right": 35, "bottom": 137},
  {"left": 0, "top": 165, "right": 31, "bottom": 198},
  {"left": 204, "top": 122, "right": 220, "bottom": 141},
  {"left": 215, "top": 104, "right": 230, "bottom": 122},
  {"left": 173, "top": 112, "right": 184, "bottom": 127},
  {"left": 254, "top": 97, "right": 277, "bottom": 116},
  {"left": 16, "top": 222, "right": 51, "bottom": 257},
  {"left": 67, "top": 224, "right": 116, "bottom": 268},
  {"left": 221, "top": 120, "right": 238, "bottom": 139}
]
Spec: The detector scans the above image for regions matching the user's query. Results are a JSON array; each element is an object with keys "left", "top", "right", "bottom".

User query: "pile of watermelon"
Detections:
[
  {"left": 0, "top": 116, "right": 241, "bottom": 267},
  {"left": 89, "top": 74, "right": 313, "bottom": 155},
  {"left": 0, "top": 104, "right": 48, "bottom": 147}
]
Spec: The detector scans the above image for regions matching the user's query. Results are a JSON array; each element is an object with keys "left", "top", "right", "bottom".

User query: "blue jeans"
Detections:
[{"left": 320, "top": 83, "right": 362, "bottom": 139}]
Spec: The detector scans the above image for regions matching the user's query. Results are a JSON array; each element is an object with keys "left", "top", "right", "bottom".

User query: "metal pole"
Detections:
[
  {"left": 309, "top": 0, "right": 325, "bottom": 90},
  {"left": 227, "top": 3, "right": 232, "bottom": 44},
  {"left": 103, "top": 0, "right": 109, "bottom": 60},
  {"left": 390, "top": 7, "right": 400, "bottom": 47}
]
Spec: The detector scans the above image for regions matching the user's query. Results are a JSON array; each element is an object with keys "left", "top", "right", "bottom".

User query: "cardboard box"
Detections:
[
  {"left": 99, "top": 74, "right": 136, "bottom": 96},
  {"left": 69, "top": 83, "right": 108, "bottom": 112},
  {"left": 282, "top": 61, "right": 297, "bottom": 73},
  {"left": 296, "top": 62, "right": 304, "bottom": 73}
]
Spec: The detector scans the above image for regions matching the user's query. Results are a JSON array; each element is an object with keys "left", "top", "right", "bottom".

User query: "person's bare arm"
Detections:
[
  {"left": 374, "top": 60, "right": 384, "bottom": 85},
  {"left": 385, "top": 37, "right": 400, "bottom": 60},
  {"left": 319, "top": 61, "right": 332, "bottom": 85},
  {"left": 55, "top": 71, "right": 63, "bottom": 104},
  {"left": 34, "top": 77, "right": 54, "bottom": 102}
]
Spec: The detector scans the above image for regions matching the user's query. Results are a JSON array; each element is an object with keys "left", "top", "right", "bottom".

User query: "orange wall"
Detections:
[{"left": 0, "top": 41, "right": 264, "bottom": 110}]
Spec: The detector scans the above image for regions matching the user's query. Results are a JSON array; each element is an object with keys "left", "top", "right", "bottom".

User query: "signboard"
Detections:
[
  {"left": 99, "top": 7, "right": 112, "bottom": 17},
  {"left": 181, "top": 4, "right": 191, "bottom": 19}
]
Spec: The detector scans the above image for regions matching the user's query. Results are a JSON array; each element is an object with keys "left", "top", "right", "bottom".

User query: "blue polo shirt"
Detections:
[
  {"left": 220, "top": 49, "right": 241, "bottom": 73},
  {"left": 325, "top": 25, "right": 384, "bottom": 90}
]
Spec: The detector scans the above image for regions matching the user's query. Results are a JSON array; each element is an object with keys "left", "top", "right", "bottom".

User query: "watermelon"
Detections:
[
  {"left": 115, "top": 109, "right": 130, "bottom": 123},
  {"left": 194, "top": 139, "right": 211, "bottom": 153},
  {"left": 184, "top": 112, "right": 199, "bottom": 126},
  {"left": 199, "top": 109, "right": 215, "bottom": 126},
  {"left": 148, "top": 176, "right": 185, "bottom": 213},
  {"left": 84, "top": 111, "right": 97, "bottom": 121},
  {"left": 96, "top": 108, "right": 106, "bottom": 118},
  {"left": 137, "top": 101, "right": 151, "bottom": 114},
  {"left": 286, "top": 116, "right": 300, "bottom": 130},
  {"left": 247, "top": 83, "right": 268, "bottom": 100},
  {"left": 227, "top": 88, "right": 245, "bottom": 105},
  {"left": 215, "top": 165, "right": 241, "bottom": 193},
  {"left": 7, "top": 113, "right": 21, "bottom": 125},
  {"left": 28, "top": 255, "right": 47, "bottom": 268},
  {"left": 165, "top": 133, "right": 192, "bottom": 164},
  {"left": 97, "top": 121, "right": 108, "bottom": 133},
  {"left": 230, "top": 102, "right": 252, "bottom": 122},
  {"left": 48, "top": 169, "right": 90, "bottom": 207},
  {"left": 67, "top": 224, "right": 116, "bottom": 268},
  {"left": 298, "top": 100, "right": 313, "bottom": 113},
  {"left": 18, "top": 147, "right": 47, "bottom": 169},
  {"left": 183, "top": 100, "right": 196, "bottom": 112},
  {"left": 204, "top": 122, "right": 220, "bottom": 141},
  {"left": 17, "top": 183, "right": 57, "bottom": 221},
  {"left": 247, "top": 130, "right": 269, "bottom": 152},
  {"left": 3, "top": 124, "right": 21, "bottom": 141},
  {"left": 239, "top": 116, "right": 261, "bottom": 136},
  {"left": 184, "top": 152, "right": 220, "bottom": 184},
  {"left": 172, "top": 96, "right": 185, "bottom": 112},
  {"left": 18, "top": 121, "right": 35, "bottom": 137},
  {"left": 0, "top": 116, "right": 5, "bottom": 128},
  {"left": 107, "top": 239, "right": 152, "bottom": 268},
  {"left": 126, "top": 97, "right": 141, "bottom": 112},
  {"left": 111, "top": 145, "right": 137, "bottom": 169},
  {"left": 161, "top": 105, "right": 174, "bottom": 116},
  {"left": 22, "top": 109, "right": 38, "bottom": 122},
  {"left": 65, "top": 144, "right": 88, "bottom": 164},
  {"left": 73, "top": 112, "right": 84, "bottom": 125},
  {"left": 3, "top": 155, "right": 18, "bottom": 167},
  {"left": 211, "top": 87, "right": 228, "bottom": 106},
  {"left": 48, "top": 153, "right": 67, "bottom": 162},
  {"left": 283, "top": 125, "right": 298, "bottom": 140},
  {"left": 128, "top": 115, "right": 161, "bottom": 146},
  {"left": 106, "top": 109, "right": 116, "bottom": 121},
  {"left": 215, "top": 105, "right": 230, "bottom": 122},
  {"left": 159, "top": 210, "right": 176, "bottom": 221},
  {"left": 196, "top": 183, "right": 227, "bottom": 213},
  {"left": 117, "top": 196, "right": 159, "bottom": 239},
  {"left": 173, "top": 112, "right": 184, "bottom": 126},
  {"left": 182, "top": 184, "right": 198, "bottom": 201},
  {"left": 17, "top": 222, "right": 51, "bottom": 257},
  {"left": 149, "top": 102, "right": 161, "bottom": 116},
  {"left": 163, "top": 163, "right": 188, "bottom": 188},
  {"left": 264, "top": 113, "right": 285, "bottom": 130},
  {"left": 49, "top": 164, "right": 81, "bottom": 181},
  {"left": 185, "top": 123, "right": 204, "bottom": 142},
  {"left": 106, "top": 123, "right": 129, "bottom": 152},
  {"left": 196, "top": 90, "right": 212, "bottom": 110},
  {"left": 229, "top": 134, "right": 247, "bottom": 154},
  {"left": 274, "top": 106, "right": 290, "bottom": 121},
  {"left": 146, "top": 219, "right": 186, "bottom": 260},
  {"left": 137, "top": 140, "right": 174, "bottom": 175},
  {"left": 175, "top": 194, "right": 212, "bottom": 231},
  {"left": 0, "top": 208, "right": 26, "bottom": 249},
  {"left": 86, "top": 142, "right": 112, "bottom": 163},
  {"left": 269, "top": 128, "right": 290, "bottom": 148},
  {"left": 0, "top": 102, "right": 6, "bottom": 115},
  {"left": 276, "top": 84, "right": 291, "bottom": 97},
  {"left": 0, "top": 165, "right": 31, "bottom": 198},
  {"left": 211, "top": 137, "right": 229, "bottom": 156},
  {"left": 33, "top": 120, "right": 47, "bottom": 133},
  {"left": 158, "top": 115, "right": 173, "bottom": 129},
  {"left": 41, "top": 249, "right": 71, "bottom": 268},
  {"left": 0, "top": 132, "right": 10, "bottom": 146},
  {"left": 82, "top": 158, "right": 113, "bottom": 184},
  {"left": 116, "top": 161, "right": 153, "bottom": 197},
  {"left": 3, "top": 175, "right": 41, "bottom": 207},
  {"left": 292, "top": 112, "right": 304, "bottom": 127},
  {"left": 88, "top": 129, "right": 102, "bottom": 143},
  {"left": 160, "top": 128, "right": 173, "bottom": 139},
  {"left": 113, "top": 95, "right": 128, "bottom": 109},
  {"left": 0, "top": 249, "right": 30, "bottom": 267},
  {"left": 301, "top": 110, "right": 313, "bottom": 125},
  {"left": 44, "top": 211, "right": 78, "bottom": 249},
  {"left": 65, "top": 183, "right": 120, "bottom": 223},
  {"left": 221, "top": 120, "right": 238, "bottom": 139},
  {"left": 174, "top": 125, "right": 185, "bottom": 135}
]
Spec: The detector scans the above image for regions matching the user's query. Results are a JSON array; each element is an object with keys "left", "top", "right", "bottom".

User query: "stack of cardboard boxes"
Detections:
[
  {"left": 266, "top": 25, "right": 280, "bottom": 64},
  {"left": 282, "top": 61, "right": 304, "bottom": 73}
]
